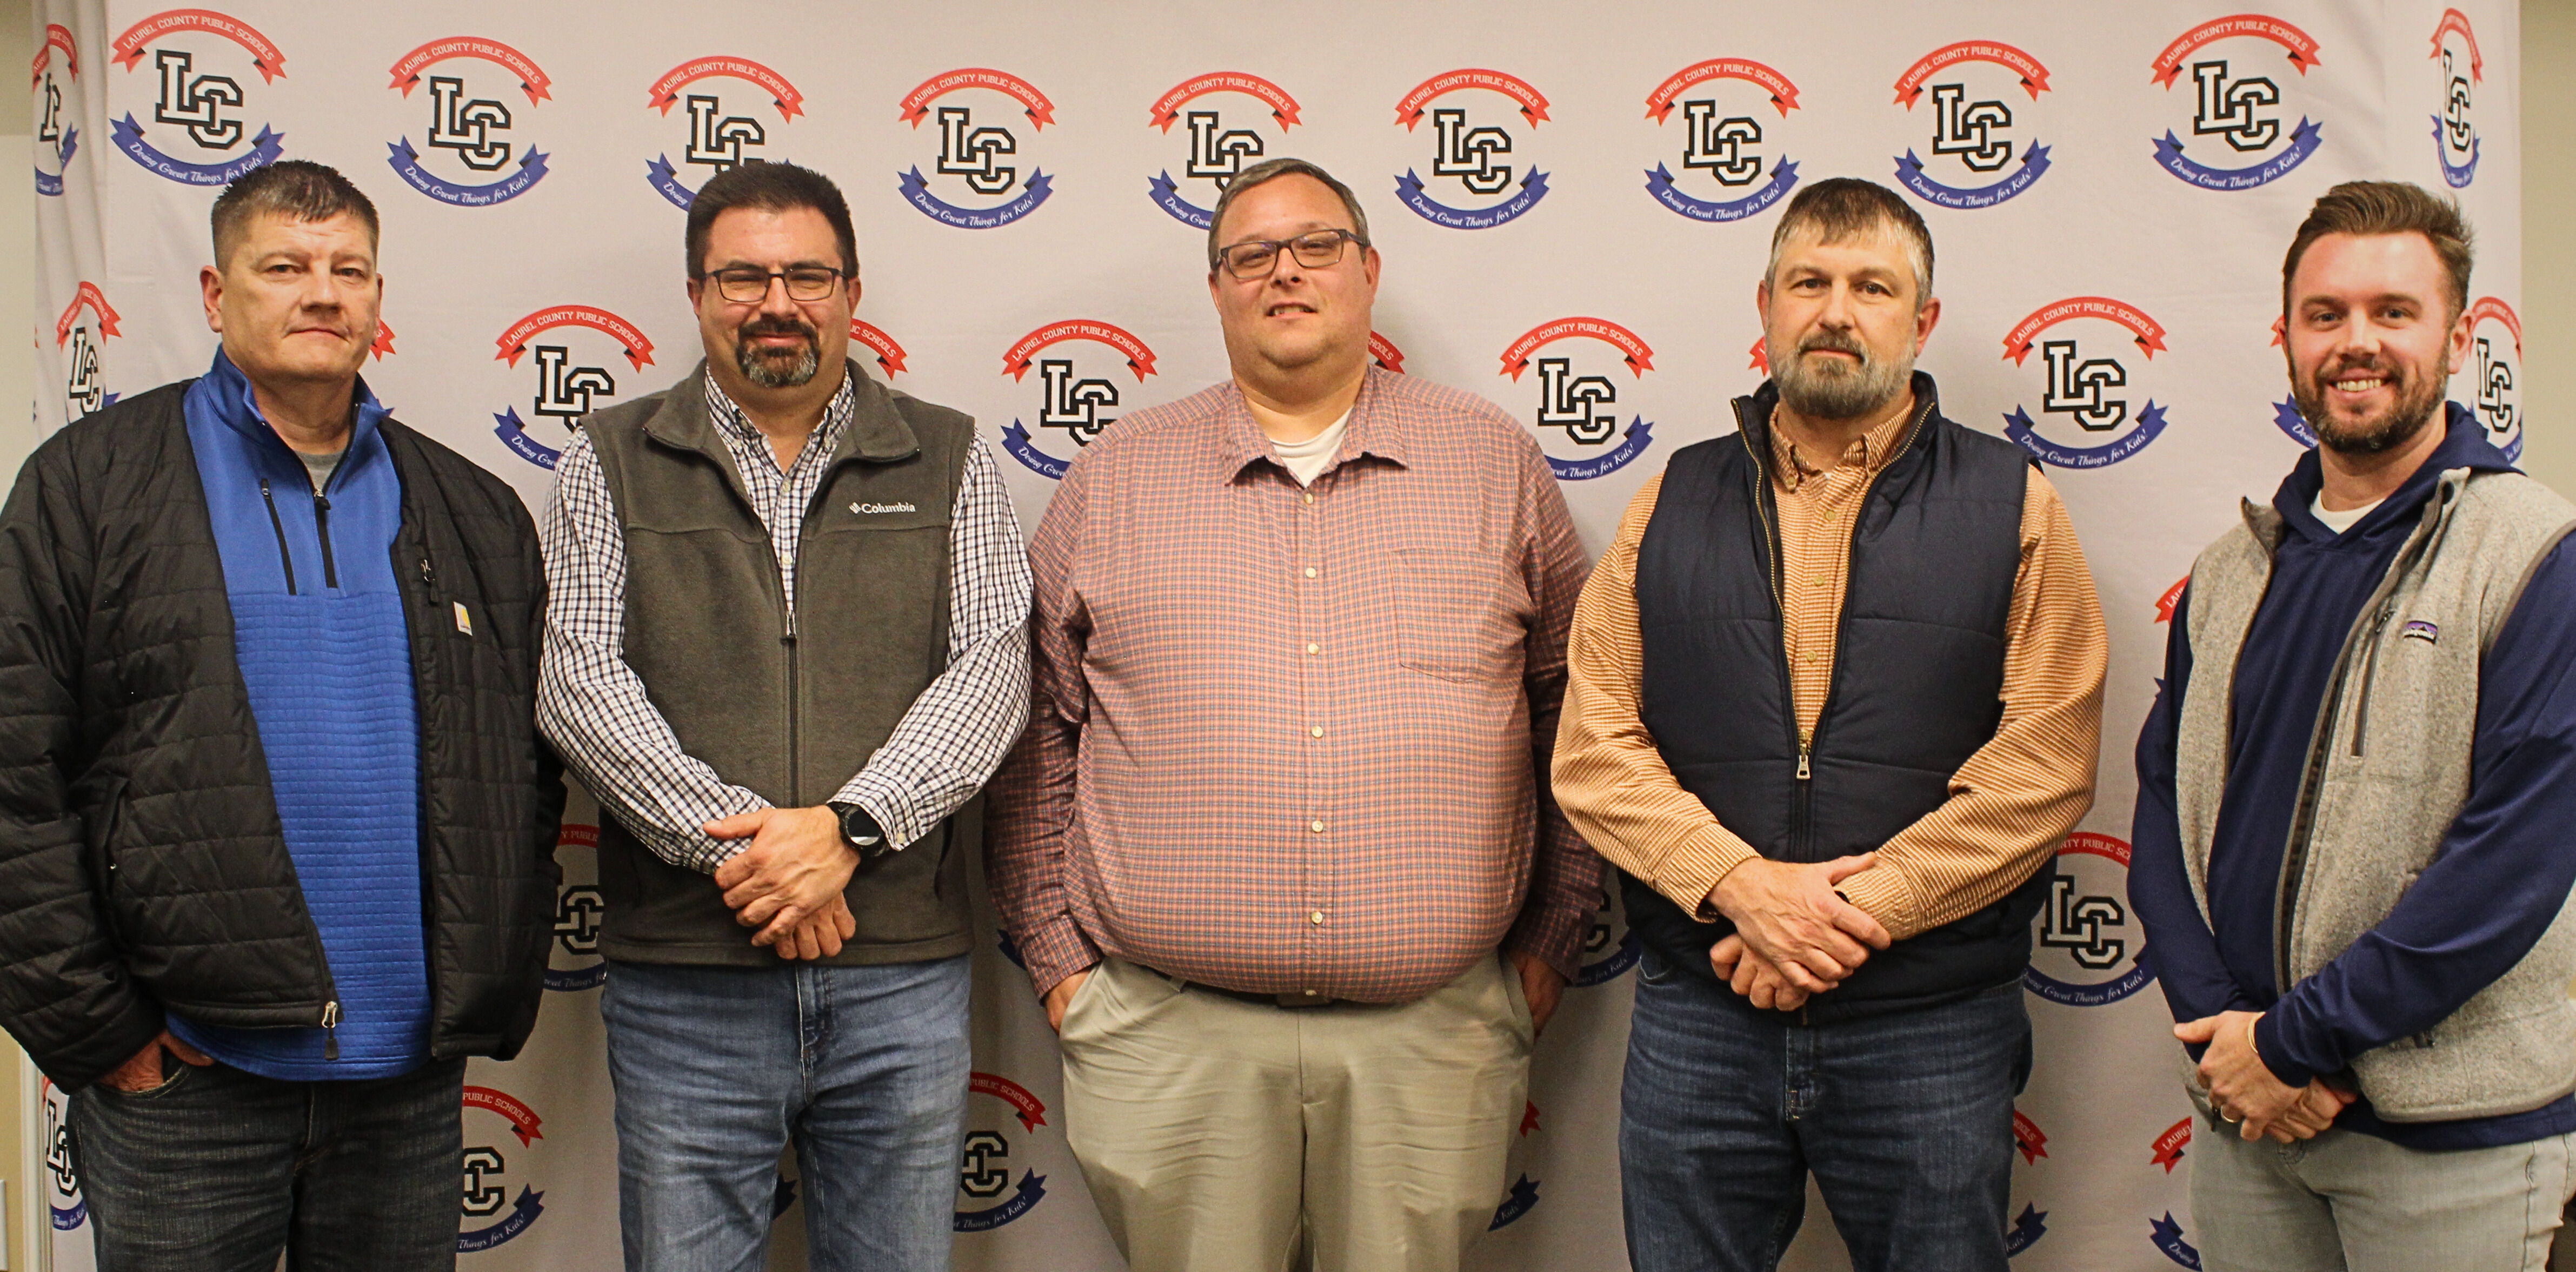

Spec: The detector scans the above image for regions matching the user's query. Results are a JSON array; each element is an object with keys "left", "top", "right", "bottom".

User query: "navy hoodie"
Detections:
[{"left": 2132, "top": 404, "right": 2576, "bottom": 1150}]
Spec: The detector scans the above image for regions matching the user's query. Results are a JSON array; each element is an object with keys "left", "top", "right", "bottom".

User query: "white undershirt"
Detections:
[
  {"left": 1269, "top": 409, "right": 1353, "bottom": 486},
  {"left": 2310, "top": 493, "right": 2385, "bottom": 536}
]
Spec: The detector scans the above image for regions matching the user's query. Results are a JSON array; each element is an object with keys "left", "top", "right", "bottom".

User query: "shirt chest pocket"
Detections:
[{"left": 1393, "top": 547, "right": 1527, "bottom": 685}]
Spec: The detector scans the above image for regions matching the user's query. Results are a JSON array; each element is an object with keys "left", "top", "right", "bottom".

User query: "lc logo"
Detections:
[
  {"left": 41, "top": 1077, "right": 85, "bottom": 1231},
  {"left": 2000, "top": 296, "right": 2176, "bottom": 469},
  {"left": 384, "top": 38, "right": 553, "bottom": 207},
  {"left": 1498, "top": 317, "right": 1660, "bottom": 481},
  {"left": 34, "top": 23, "right": 78, "bottom": 197},
  {"left": 108, "top": 9, "right": 284, "bottom": 186},
  {"left": 1393, "top": 69, "right": 1554, "bottom": 229},
  {"left": 2429, "top": 9, "right": 2485, "bottom": 187},
  {"left": 1573, "top": 884, "right": 1642, "bottom": 988},
  {"left": 1891, "top": 41, "right": 2053, "bottom": 209},
  {"left": 2022, "top": 832, "right": 2156, "bottom": 1006},
  {"left": 54, "top": 282, "right": 121, "bottom": 424},
  {"left": 956, "top": 1072, "right": 1052, "bottom": 1233},
  {"left": 545, "top": 823, "right": 607, "bottom": 992},
  {"left": 2462, "top": 296, "right": 2522, "bottom": 461},
  {"left": 490, "top": 306, "right": 657, "bottom": 469},
  {"left": 996, "top": 320, "right": 1160, "bottom": 479},
  {"left": 1643, "top": 58, "right": 1803, "bottom": 223},
  {"left": 458, "top": 1087, "right": 547, "bottom": 1253},
  {"left": 2150, "top": 15, "right": 2325, "bottom": 191},
  {"left": 644, "top": 56, "right": 806, "bottom": 210},
  {"left": 1146, "top": 71, "right": 1304, "bottom": 229},
  {"left": 898, "top": 69, "right": 1057, "bottom": 229}
]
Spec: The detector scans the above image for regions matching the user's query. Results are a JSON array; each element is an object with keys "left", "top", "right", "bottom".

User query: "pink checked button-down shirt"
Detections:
[{"left": 987, "top": 367, "right": 1603, "bottom": 1003}]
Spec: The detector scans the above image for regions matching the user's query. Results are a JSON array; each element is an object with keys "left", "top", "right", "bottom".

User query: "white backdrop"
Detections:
[{"left": 25, "top": 2, "right": 2527, "bottom": 1269}]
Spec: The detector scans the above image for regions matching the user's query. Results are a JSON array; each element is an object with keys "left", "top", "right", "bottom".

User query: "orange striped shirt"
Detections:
[{"left": 1553, "top": 405, "right": 2106, "bottom": 941}]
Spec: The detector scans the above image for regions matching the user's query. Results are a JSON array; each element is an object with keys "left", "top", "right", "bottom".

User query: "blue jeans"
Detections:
[
  {"left": 1620, "top": 952, "right": 2032, "bottom": 1272},
  {"left": 68, "top": 1052, "right": 465, "bottom": 1272},
  {"left": 602, "top": 955, "right": 971, "bottom": 1272}
]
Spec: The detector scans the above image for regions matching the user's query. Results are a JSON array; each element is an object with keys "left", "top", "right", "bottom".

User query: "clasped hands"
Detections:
[
  {"left": 1703, "top": 853, "right": 1890, "bottom": 1011},
  {"left": 705, "top": 806, "right": 862, "bottom": 961},
  {"left": 2176, "top": 1009, "right": 2355, "bottom": 1142}
]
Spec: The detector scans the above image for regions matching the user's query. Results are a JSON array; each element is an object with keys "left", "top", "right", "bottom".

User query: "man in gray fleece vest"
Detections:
[{"left": 2131, "top": 181, "right": 2576, "bottom": 1269}]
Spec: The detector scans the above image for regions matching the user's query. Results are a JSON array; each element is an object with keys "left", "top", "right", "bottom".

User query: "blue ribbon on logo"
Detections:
[
  {"left": 1488, "top": 1175, "right": 1542, "bottom": 1231},
  {"left": 1395, "top": 168, "right": 1549, "bottom": 229},
  {"left": 1645, "top": 157, "right": 1800, "bottom": 222},
  {"left": 2153, "top": 118, "right": 2322, "bottom": 191},
  {"left": 2150, "top": 1212, "right": 2203, "bottom": 1269},
  {"left": 387, "top": 138, "right": 548, "bottom": 207},
  {"left": 1548, "top": 418, "right": 1655, "bottom": 481},
  {"left": 2005, "top": 1203, "right": 2049, "bottom": 1256},
  {"left": 954, "top": 1170, "right": 1048, "bottom": 1233},
  {"left": 494, "top": 407, "right": 562, "bottom": 470},
  {"left": 648, "top": 155, "right": 697, "bottom": 210},
  {"left": 2433, "top": 116, "right": 2480, "bottom": 189},
  {"left": 36, "top": 125, "right": 76, "bottom": 197},
  {"left": 1893, "top": 142, "right": 2051, "bottom": 210},
  {"left": 1001, "top": 421, "right": 1073, "bottom": 480},
  {"left": 50, "top": 1197, "right": 86, "bottom": 1231},
  {"left": 36, "top": 168, "right": 61, "bottom": 197},
  {"left": 114, "top": 114, "right": 281, "bottom": 186},
  {"left": 2272, "top": 399, "right": 2317, "bottom": 448},
  {"left": 1574, "top": 931, "right": 1641, "bottom": 988},
  {"left": 543, "top": 962, "right": 607, "bottom": 992},
  {"left": 456, "top": 1187, "right": 546, "bottom": 1253},
  {"left": 898, "top": 167, "right": 1053, "bottom": 229},
  {"left": 1148, "top": 171, "right": 1215, "bottom": 229},
  {"left": 2003, "top": 401, "right": 2170, "bottom": 470},
  {"left": 2022, "top": 943, "right": 2158, "bottom": 1006}
]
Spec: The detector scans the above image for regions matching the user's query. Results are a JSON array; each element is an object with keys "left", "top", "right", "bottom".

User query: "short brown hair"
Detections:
[
  {"left": 1206, "top": 157, "right": 1370, "bottom": 273},
  {"left": 2282, "top": 181, "right": 2473, "bottom": 319},
  {"left": 1765, "top": 177, "right": 1933, "bottom": 304},
  {"left": 210, "top": 160, "right": 379, "bottom": 269},
  {"left": 685, "top": 162, "right": 858, "bottom": 279}
]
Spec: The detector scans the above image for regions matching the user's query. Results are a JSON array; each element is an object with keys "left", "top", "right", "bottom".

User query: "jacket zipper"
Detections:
[
  {"left": 2346, "top": 601, "right": 2394, "bottom": 757},
  {"left": 312, "top": 492, "right": 340, "bottom": 590},
  {"left": 782, "top": 594, "right": 801, "bottom": 807},
  {"left": 259, "top": 478, "right": 299, "bottom": 595},
  {"left": 321, "top": 999, "right": 340, "bottom": 1060},
  {"left": 1735, "top": 412, "right": 1808, "bottom": 856}
]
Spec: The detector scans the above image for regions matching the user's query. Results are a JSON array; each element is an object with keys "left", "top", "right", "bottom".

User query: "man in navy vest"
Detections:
[
  {"left": 0, "top": 161, "right": 561, "bottom": 1270},
  {"left": 1554, "top": 177, "right": 2107, "bottom": 1271}
]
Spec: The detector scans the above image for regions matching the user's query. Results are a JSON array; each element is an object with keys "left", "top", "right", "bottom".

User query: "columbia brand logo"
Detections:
[
  {"left": 2400, "top": 619, "right": 2439, "bottom": 644},
  {"left": 850, "top": 501, "right": 917, "bottom": 514}
]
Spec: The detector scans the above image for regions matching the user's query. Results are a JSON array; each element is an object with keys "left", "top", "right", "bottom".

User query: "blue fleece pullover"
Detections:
[
  {"left": 2131, "top": 404, "right": 2576, "bottom": 1150},
  {"left": 170, "top": 350, "right": 431, "bottom": 1079}
]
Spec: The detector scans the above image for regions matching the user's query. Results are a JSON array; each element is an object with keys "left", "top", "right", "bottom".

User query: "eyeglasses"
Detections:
[
  {"left": 705, "top": 266, "right": 848, "bottom": 304},
  {"left": 1213, "top": 229, "right": 1367, "bottom": 281}
]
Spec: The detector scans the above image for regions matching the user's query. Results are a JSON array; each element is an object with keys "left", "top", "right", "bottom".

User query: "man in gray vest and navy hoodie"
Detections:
[
  {"left": 0, "top": 162, "right": 562, "bottom": 1270},
  {"left": 2132, "top": 182, "right": 2576, "bottom": 1269},
  {"left": 537, "top": 162, "right": 1030, "bottom": 1271}
]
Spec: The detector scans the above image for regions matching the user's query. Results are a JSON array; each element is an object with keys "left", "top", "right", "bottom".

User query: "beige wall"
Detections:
[
  {"left": 4, "top": 3, "right": 36, "bottom": 1265},
  {"left": 2528, "top": 0, "right": 2576, "bottom": 498}
]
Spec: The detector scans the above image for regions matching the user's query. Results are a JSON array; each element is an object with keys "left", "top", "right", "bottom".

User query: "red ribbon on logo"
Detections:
[
  {"left": 556, "top": 823, "right": 599, "bottom": 849},
  {"left": 2013, "top": 1110, "right": 2049, "bottom": 1164},
  {"left": 1520, "top": 1099, "right": 1541, "bottom": 1137},
  {"left": 2155, "top": 577, "right": 2187, "bottom": 624},
  {"left": 2002, "top": 297, "right": 2168, "bottom": 366},
  {"left": 1002, "top": 320, "right": 1156, "bottom": 382},
  {"left": 969, "top": 1072, "right": 1049, "bottom": 1132},
  {"left": 2061, "top": 831, "right": 2132, "bottom": 867},
  {"left": 2466, "top": 296, "right": 2521, "bottom": 356},
  {"left": 1150, "top": 72, "right": 1301, "bottom": 131},
  {"left": 1646, "top": 59, "right": 1800, "bottom": 122},
  {"left": 650, "top": 56, "right": 804, "bottom": 120},
  {"left": 55, "top": 282, "right": 120, "bottom": 346},
  {"left": 1500, "top": 317, "right": 1655, "bottom": 381},
  {"left": 1894, "top": 41, "right": 2049, "bottom": 107},
  {"left": 1748, "top": 336, "right": 1769, "bottom": 374},
  {"left": 851, "top": 320, "right": 909, "bottom": 376},
  {"left": 371, "top": 321, "right": 396, "bottom": 361},
  {"left": 463, "top": 1086, "right": 544, "bottom": 1147},
  {"left": 34, "top": 23, "right": 77, "bottom": 84},
  {"left": 1368, "top": 332, "right": 1406, "bottom": 374},
  {"left": 388, "top": 37, "right": 551, "bottom": 104},
  {"left": 2431, "top": 9, "right": 2482, "bottom": 81},
  {"left": 2151, "top": 1117, "right": 2193, "bottom": 1172},
  {"left": 2151, "top": 15, "right": 2322, "bottom": 88},
  {"left": 1395, "top": 69, "right": 1550, "bottom": 128},
  {"left": 494, "top": 306, "right": 655, "bottom": 371},
  {"left": 900, "top": 68, "right": 1054, "bottom": 129},
  {"left": 112, "top": 9, "right": 285, "bottom": 82}
]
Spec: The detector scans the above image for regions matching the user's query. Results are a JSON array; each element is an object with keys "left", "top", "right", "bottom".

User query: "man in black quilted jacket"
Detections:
[{"left": 0, "top": 161, "right": 562, "bottom": 1271}]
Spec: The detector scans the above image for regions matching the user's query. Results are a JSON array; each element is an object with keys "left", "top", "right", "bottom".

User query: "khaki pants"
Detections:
[{"left": 1057, "top": 953, "right": 1534, "bottom": 1272}]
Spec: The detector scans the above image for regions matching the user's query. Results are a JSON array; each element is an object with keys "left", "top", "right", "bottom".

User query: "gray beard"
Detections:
[
  {"left": 1770, "top": 339, "right": 1912, "bottom": 421},
  {"left": 737, "top": 333, "right": 822, "bottom": 388}
]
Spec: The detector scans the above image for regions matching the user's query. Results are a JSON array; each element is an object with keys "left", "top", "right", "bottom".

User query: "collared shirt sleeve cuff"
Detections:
[
  {"left": 1648, "top": 826, "right": 1759, "bottom": 922},
  {"left": 1019, "top": 917, "right": 1103, "bottom": 999},
  {"left": 1505, "top": 903, "right": 1592, "bottom": 981},
  {"left": 828, "top": 772, "right": 926, "bottom": 850},
  {"left": 2253, "top": 1011, "right": 2320, "bottom": 1088},
  {"left": 1835, "top": 868, "right": 1925, "bottom": 942}
]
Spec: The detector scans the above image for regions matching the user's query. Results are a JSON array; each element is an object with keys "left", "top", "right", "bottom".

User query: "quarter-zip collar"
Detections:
[{"left": 195, "top": 347, "right": 389, "bottom": 493}]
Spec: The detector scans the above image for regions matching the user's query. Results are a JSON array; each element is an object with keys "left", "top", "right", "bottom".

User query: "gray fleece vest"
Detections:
[
  {"left": 2176, "top": 466, "right": 2576, "bottom": 1120},
  {"left": 581, "top": 361, "right": 978, "bottom": 967}
]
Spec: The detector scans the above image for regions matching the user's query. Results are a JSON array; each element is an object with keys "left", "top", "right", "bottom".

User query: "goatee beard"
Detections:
[{"left": 736, "top": 317, "right": 822, "bottom": 389}]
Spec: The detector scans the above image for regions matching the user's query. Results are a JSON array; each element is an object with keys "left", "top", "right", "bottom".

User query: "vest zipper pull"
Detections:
[
  {"left": 321, "top": 1000, "right": 340, "bottom": 1061},
  {"left": 1796, "top": 737, "right": 1813, "bottom": 781}
]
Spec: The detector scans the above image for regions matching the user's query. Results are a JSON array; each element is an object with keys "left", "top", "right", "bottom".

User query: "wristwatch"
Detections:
[{"left": 828, "top": 801, "right": 890, "bottom": 859}]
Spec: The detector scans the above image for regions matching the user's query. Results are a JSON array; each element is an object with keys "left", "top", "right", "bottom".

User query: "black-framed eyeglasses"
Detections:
[
  {"left": 706, "top": 266, "right": 848, "bottom": 303},
  {"left": 1214, "top": 229, "right": 1367, "bottom": 281}
]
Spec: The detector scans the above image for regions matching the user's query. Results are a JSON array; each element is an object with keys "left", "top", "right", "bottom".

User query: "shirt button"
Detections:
[
  {"left": 1304, "top": 566, "right": 1319, "bottom": 579},
  {"left": 1307, "top": 642, "right": 1321, "bottom": 655},
  {"left": 1309, "top": 911, "right": 1326, "bottom": 925},
  {"left": 1303, "top": 989, "right": 1320, "bottom": 997},
  {"left": 1309, "top": 725, "right": 1324, "bottom": 738},
  {"left": 1309, "top": 819, "right": 1325, "bottom": 833},
  {"left": 1302, "top": 492, "right": 1315, "bottom": 505}
]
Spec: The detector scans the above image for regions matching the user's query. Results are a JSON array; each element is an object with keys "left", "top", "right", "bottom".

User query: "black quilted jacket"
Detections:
[{"left": 0, "top": 383, "right": 564, "bottom": 1090}]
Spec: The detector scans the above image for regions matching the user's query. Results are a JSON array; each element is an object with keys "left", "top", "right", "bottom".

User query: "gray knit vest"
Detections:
[
  {"left": 580, "top": 361, "right": 978, "bottom": 967},
  {"left": 2175, "top": 466, "right": 2576, "bottom": 1119}
]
